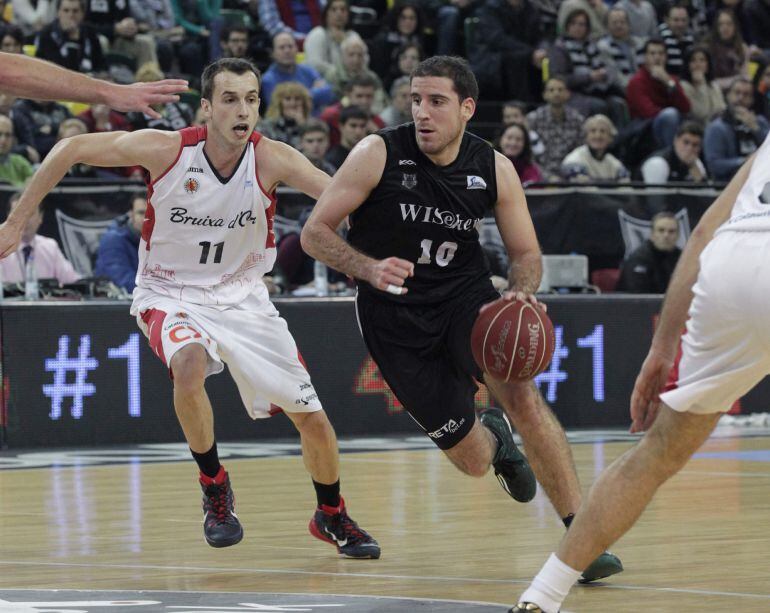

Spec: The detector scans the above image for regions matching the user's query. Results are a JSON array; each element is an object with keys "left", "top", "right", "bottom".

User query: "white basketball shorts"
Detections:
[
  {"left": 661, "top": 231, "right": 770, "bottom": 414},
  {"left": 135, "top": 284, "right": 322, "bottom": 419}
]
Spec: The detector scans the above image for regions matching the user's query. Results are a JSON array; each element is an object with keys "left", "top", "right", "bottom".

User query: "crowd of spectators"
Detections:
[
  {"left": 3, "top": 0, "right": 769, "bottom": 184},
  {"left": 4, "top": 0, "right": 770, "bottom": 295}
]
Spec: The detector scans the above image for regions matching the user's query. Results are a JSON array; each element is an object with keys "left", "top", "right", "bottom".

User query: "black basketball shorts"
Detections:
[{"left": 355, "top": 283, "right": 500, "bottom": 450}]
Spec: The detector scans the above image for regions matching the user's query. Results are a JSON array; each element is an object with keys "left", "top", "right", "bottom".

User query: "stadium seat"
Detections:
[{"left": 591, "top": 268, "right": 621, "bottom": 293}]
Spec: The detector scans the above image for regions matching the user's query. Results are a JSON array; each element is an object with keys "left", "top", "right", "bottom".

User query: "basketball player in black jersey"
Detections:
[{"left": 302, "top": 56, "right": 623, "bottom": 583}]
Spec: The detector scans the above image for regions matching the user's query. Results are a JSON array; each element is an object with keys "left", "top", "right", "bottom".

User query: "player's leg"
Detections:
[
  {"left": 557, "top": 406, "right": 720, "bottom": 571},
  {"left": 170, "top": 343, "right": 214, "bottom": 454},
  {"left": 512, "top": 406, "right": 720, "bottom": 613},
  {"left": 170, "top": 343, "right": 242, "bottom": 547},
  {"left": 219, "top": 298, "right": 379, "bottom": 559},
  {"left": 514, "top": 232, "right": 770, "bottom": 610},
  {"left": 442, "top": 415, "right": 498, "bottom": 477},
  {"left": 485, "top": 378, "right": 580, "bottom": 518},
  {"left": 285, "top": 409, "right": 339, "bottom": 485},
  {"left": 137, "top": 307, "right": 240, "bottom": 548},
  {"left": 284, "top": 409, "right": 380, "bottom": 559}
]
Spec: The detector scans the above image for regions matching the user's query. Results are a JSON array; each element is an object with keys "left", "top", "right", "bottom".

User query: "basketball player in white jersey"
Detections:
[
  {"left": 0, "top": 58, "right": 380, "bottom": 558},
  {"left": 511, "top": 136, "right": 770, "bottom": 611}
]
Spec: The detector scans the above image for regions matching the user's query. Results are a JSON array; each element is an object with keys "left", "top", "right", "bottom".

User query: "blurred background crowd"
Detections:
[{"left": 2, "top": 0, "right": 766, "bottom": 295}]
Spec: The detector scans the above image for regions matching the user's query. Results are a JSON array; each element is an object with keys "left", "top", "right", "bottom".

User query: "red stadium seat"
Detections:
[{"left": 591, "top": 268, "right": 620, "bottom": 293}]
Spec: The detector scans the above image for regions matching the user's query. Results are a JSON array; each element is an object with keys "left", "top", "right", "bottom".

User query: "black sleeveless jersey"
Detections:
[{"left": 348, "top": 123, "right": 498, "bottom": 304}]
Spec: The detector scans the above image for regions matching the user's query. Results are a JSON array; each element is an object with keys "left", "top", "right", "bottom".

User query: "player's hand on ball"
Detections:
[
  {"left": 499, "top": 290, "right": 547, "bottom": 313},
  {"left": 369, "top": 257, "right": 414, "bottom": 295},
  {"left": 0, "top": 220, "right": 23, "bottom": 259},
  {"left": 630, "top": 349, "right": 675, "bottom": 433}
]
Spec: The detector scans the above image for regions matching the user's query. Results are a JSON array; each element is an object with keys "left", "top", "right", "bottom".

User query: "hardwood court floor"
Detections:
[{"left": 0, "top": 432, "right": 769, "bottom": 612}]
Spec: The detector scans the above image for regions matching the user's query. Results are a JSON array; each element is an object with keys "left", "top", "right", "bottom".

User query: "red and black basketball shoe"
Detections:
[
  {"left": 199, "top": 467, "right": 243, "bottom": 548},
  {"left": 309, "top": 497, "right": 380, "bottom": 559}
]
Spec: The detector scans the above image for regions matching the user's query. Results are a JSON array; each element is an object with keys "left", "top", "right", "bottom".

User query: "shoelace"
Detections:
[
  {"left": 205, "top": 484, "right": 235, "bottom": 522},
  {"left": 330, "top": 511, "right": 367, "bottom": 542}
]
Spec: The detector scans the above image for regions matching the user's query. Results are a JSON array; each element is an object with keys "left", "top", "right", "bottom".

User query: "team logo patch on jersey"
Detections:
[
  {"left": 402, "top": 173, "right": 417, "bottom": 189},
  {"left": 466, "top": 175, "right": 487, "bottom": 190},
  {"left": 183, "top": 177, "right": 200, "bottom": 194}
]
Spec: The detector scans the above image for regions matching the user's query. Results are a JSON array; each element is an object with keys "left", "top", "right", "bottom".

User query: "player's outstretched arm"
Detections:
[
  {"left": 301, "top": 134, "right": 414, "bottom": 293},
  {"left": 256, "top": 137, "right": 331, "bottom": 199},
  {"left": 0, "top": 53, "right": 187, "bottom": 119},
  {"left": 0, "top": 130, "right": 179, "bottom": 258},
  {"left": 630, "top": 154, "right": 755, "bottom": 433},
  {"left": 492, "top": 151, "right": 542, "bottom": 299}
]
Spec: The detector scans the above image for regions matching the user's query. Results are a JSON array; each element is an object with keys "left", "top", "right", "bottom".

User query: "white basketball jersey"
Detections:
[
  {"left": 717, "top": 132, "right": 770, "bottom": 234},
  {"left": 133, "top": 126, "right": 276, "bottom": 308}
]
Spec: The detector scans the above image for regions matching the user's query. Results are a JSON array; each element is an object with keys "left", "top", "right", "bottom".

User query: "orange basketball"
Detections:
[{"left": 471, "top": 298, "right": 555, "bottom": 382}]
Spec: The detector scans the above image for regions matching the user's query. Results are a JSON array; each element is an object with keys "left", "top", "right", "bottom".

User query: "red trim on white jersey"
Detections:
[
  {"left": 152, "top": 127, "right": 204, "bottom": 187},
  {"left": 251, "top": 131, "right": 278, "bottom": 249},
  {"left": 142, "top": 127, "right": 206, "bottom": 250}
]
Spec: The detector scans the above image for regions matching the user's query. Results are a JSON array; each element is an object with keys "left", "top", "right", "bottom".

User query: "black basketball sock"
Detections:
[
  {"left": 313, "top": 479, "right": 341, "bottom": 508},
  {"left": 191, "top": 442, "right": 222, "bottom": 479},
  {"left": 562, "top": 513, "right": 575, "bottom": 529}
]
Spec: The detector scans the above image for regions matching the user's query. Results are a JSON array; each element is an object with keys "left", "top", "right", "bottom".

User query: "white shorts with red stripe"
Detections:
[
  {"left": 660, "top": 232, "right": 770, "bottom": 414},
  {"left": 134, "top": 283, "right": 322, "bottom": 419}
]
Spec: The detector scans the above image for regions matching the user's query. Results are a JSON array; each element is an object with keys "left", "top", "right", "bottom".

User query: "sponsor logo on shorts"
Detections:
[
  {"left": 428, "top": 417, "right": 465, "bottom": 439},
  {"left": 164, "top": 320, "right": 202, "bottom": 343},
  {"left": 295, "top": 392, "right": 318, "bottom": 406}
]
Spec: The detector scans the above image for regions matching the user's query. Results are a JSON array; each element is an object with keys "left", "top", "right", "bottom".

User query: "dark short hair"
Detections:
[
  {"left": 0, "top": 24, "right": 24, "bottom": 46},
  {"left": 131, "top": 193, "right": 148, "bottom": 207},
  {"left": 676, "top": 120, "right": 704, "bottom": 139},
  {"left": 545, "top": 75, "right": 568, "bottom": 89},
  {"left": 652, "top": 211, "right": 677, "bottom": 224},
  {"left": 300, "top": 118, "right": 330, "bottom": 138},
  {"left": 666, "top": 2, "right": 689, "bottom": 17},
  {"left": 643, "top": 38, "right": 667, "bottom": 54},
  {"left": 395, "top": 40, "right": 423, "bottom": 63},
  {"left": 221, "top": 25, "right": 249, "bottom": 42},
  {"left": 340, "top": 105, "right": 369, "bottom": 125},
  {"left": 201, "top": 58, "right": 261, "bottom": 100},
  {"left": 344, "top": 74, "right": 378, "bottom": 92},
  {"left": 57, "top": 0, "right": 84, "bottom": 10},
  {"left": 411, "top": 55, "right": 478, "bottom": 103}
]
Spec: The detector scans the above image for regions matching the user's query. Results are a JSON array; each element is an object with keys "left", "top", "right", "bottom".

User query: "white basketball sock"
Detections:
[{"left": 518, "top": 553, "right": 581, "bottom": 613}]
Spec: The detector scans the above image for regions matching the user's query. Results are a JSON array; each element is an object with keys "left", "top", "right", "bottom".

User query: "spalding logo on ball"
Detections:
[{"left": 471, "top": 298, "right": 556, "bottom": 382}]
